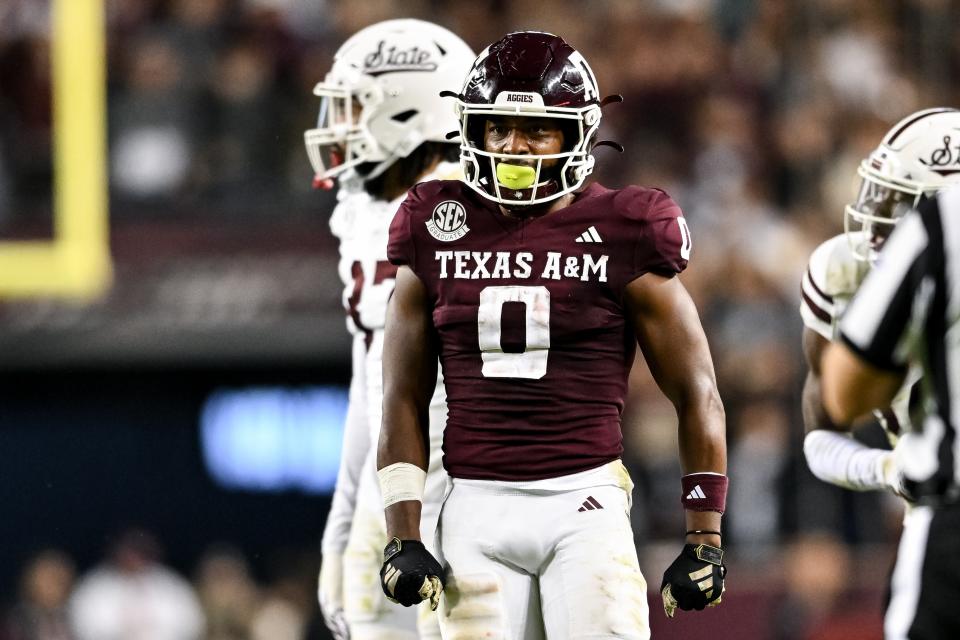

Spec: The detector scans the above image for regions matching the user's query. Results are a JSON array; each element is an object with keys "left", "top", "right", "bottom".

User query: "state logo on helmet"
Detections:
[
  {"left": 846, "top": 107, "right": 960, "bottom": 262},
  {"left": 448, "top": 31, "right": 618, "bottom": 207},
  {"left": 304, "top": 19, "right": 474, "bottom": 190}
]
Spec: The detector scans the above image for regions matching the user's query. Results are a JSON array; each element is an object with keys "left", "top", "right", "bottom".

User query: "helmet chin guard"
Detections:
[{"left": 466, "top": 134, "right": 597, "bottom": 208}]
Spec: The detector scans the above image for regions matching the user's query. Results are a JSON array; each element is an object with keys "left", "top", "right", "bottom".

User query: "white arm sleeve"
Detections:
[
  {"left": 321, "top": 333, "right": 371, "bottom": 554},
  {"left": 803, "top": 429, "right": 897, "bottom": 492}
]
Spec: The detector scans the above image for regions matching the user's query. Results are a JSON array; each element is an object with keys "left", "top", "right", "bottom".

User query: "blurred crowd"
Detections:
[
  {"left": 2, "top": 0, "right": 960, "bottom": 637},
  {"left": 0, "top": 0, "right": 953, "bottom": 225},
  {"left": 0, "top": 530, "right": 327, "bottom": 640}
]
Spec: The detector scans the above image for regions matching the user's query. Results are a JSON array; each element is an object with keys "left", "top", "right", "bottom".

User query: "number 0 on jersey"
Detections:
[{"left": 478, "top": 286, "right": 551, "bottom": 379}]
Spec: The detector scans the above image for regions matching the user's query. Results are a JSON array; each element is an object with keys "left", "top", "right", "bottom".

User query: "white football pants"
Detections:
[{"left": 434, "top": 461, "right": 650, "bottom": 640}]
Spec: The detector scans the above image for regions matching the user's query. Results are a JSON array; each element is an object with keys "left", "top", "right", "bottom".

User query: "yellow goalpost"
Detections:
[{"left": 0, "top": 0, "right": 111, "bottom": 299}]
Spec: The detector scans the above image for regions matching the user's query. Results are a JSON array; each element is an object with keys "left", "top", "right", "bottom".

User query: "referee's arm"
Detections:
[{"left": 823, "top": 204, "right": 936, "bottom": 426}]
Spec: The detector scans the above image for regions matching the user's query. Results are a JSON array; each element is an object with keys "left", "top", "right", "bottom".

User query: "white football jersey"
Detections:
[
  {"left": 800, "top": 233, "right": 870, "bottom": 341},
  {"left": 800, "top": 232, "right": 918, "bottom": 441},
  {"left": 331, "top": 163, "right": 462, "bottom": 335},
  {"left": 330, "top": 161, "right": 459, "bottom": 443},
  {"left": 330, "top": 177, "right": 398, "bottom": 337},
  {"left": 322, "top": 162, "right": 461, "bottom": 559}
]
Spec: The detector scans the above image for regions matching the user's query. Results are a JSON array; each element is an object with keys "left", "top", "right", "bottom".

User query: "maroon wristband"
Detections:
[{"left": 681, "top": 473, "right": 728, "bottom": 513}]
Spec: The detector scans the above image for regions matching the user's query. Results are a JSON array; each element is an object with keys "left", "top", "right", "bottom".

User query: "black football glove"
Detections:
[
  {"left": 379, "top": 538, "right": 445, "bottom": 610},
  {"left": 660, "top": 543, "right": 726, "bottom": 618}
]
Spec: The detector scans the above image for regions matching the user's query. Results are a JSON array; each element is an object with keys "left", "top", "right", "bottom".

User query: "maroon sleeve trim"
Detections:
[{"left": 805, "top": 267, "right": 834, "bottom": 303}]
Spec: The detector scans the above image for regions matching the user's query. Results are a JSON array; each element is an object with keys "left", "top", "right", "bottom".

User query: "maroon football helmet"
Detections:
[{"left": 450, "top": 32, "right": 605, "bottom": 206}]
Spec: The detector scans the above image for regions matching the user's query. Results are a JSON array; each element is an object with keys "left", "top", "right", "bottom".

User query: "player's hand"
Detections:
[
  {"left": 880, "top": 451, "right": 915, "bottom": 501},
  {"left": 888, "top": 441, "right": 923, "bottom": 502},
  {"left": 318, "top": 552, "right": 350, "bottom": 640},
  {"left": 379, "top": 538, "right": 445, "bottom": 610},
  {"left": 660, "top": 543, "right": 726, "bottom": 618}
]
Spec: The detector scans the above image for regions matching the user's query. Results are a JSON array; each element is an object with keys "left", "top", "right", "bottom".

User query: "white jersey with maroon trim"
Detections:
[
  {"left": 323, "top": 164, "right": 461, "bottom": 639},
  {"left": 800, "top": 233, "right": 870, "bottom": 341},
  {"left": 799, "top": 232, "right": 918, "bottom": 441},
  {"left": 329, "top": 176, "right": 399, "bottom": 339},
  {"left": 331, "top": 162, "right": 463, "bottom": 337},
  {"left": 321, "top": 162, "right": 460, "bottom": 557}
]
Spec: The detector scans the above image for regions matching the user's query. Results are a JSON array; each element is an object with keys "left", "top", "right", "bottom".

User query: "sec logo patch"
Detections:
[{"left": 426, "top": 200, "right": 470, "bottom": 241}]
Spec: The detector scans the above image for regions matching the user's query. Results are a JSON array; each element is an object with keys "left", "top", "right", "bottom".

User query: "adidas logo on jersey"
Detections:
[
  {"left": 578, "top": 496, "right": 604, "bottom": 512},
  {"left": 575, "top": 226, "right": 603, "bottom": 243},
  {"left": 686, "top": 485, "right": 707, "bottom": 500}
]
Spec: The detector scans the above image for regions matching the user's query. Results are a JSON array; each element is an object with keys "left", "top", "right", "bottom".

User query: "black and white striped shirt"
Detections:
[{"left": 840, "top": 186, "right": 960, "bottom": 504}]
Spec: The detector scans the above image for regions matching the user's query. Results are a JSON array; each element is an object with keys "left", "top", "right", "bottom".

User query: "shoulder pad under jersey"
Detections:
[
  {"left": 387, "top": 179, "right": 474, "bottom": 267},
  {"left": 800, "top": 233, "right": 870, "bottom": 340},
  {"left": 426, "top": 160, "right": 463, "bottom": 183},
  {"left": 329, "top": 190, "right": 375, "bottom": 240},
  {"left": 385, "top": 162, "right": 463, "bottom": 211},
  {"left": 611, "top": 185, "right": 690, "bottom": 278}
]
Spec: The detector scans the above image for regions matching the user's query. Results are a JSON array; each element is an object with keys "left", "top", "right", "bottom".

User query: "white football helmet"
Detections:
[
  {"left": 304, "top": 19, "right": 474, "bottom": 189},
  {"left": 846, "top": 107, "right": 960, "bottom": 262}
]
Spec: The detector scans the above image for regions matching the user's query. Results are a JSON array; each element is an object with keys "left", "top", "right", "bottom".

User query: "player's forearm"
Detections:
[
  {"left": 676, "top": 381, "right": 727, "bottom": 475},
  {"left": 675, "top": 381, "right": 726, "bottom": 547},
  {"left": 378, "top": 362, "right": 433, "bottom": 484},
  {"left": 684, "top": 510, "right": 722, "bottom": 547},
  {"left": 378, "top": 394, "right": 429, "bottom": 540},
  {"left": 378, "top": 266, "right": 437, "bottom": 542},
  {"left": 803, "top": 429, "right": 895, "bottom": 491},
  {"left": 383, "top": 501, "right": 424, "bottom": 541},
  {"left": 822, "top": 342, "right": 904, "bottom": 426},
  {"left": 378, "top": 401, "right": 429, "bottom": 471},
  {"left": 802, "top": 370, "right": 842, "bottom": 432}
]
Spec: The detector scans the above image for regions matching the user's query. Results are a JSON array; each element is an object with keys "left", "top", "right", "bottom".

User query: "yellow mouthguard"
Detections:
[{"left": 496, "top": 163, "right": 536, "bottom": 190}]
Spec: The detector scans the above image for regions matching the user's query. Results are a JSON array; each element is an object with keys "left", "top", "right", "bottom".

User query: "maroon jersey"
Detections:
[{"left": 388, "top": 181, "right": 690, "bottom": 481}]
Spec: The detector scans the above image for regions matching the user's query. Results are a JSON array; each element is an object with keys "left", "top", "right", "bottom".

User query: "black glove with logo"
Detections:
[
  {"left": 379, "top": 538, "right": 445, "bottom": 610},
  {"left": 660, "top": 543, "right": 726, "bottom": 617}
]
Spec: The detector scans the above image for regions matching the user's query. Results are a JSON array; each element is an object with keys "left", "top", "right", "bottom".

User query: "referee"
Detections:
[{"left": 822, "top": 185, "right": 960, "bottom": 639}]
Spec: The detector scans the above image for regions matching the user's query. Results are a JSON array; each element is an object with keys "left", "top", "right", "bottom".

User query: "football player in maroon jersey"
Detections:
[{"left": 375, "top": 31, "right": 728, "bottom": 639}]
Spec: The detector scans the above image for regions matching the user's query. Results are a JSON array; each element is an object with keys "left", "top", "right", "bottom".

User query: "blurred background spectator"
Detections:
[
  {"left": 2, "top": 0, "right": 958, "bottom": 638},
  {"left": 193, "top": 545, "right": 258, "bottom": 640},
  {"left": 68, "top": 529, "right": 204, "bottom": 640},
  {"left": 1, "top": 549, "right": 76, "bottom": 640}
]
